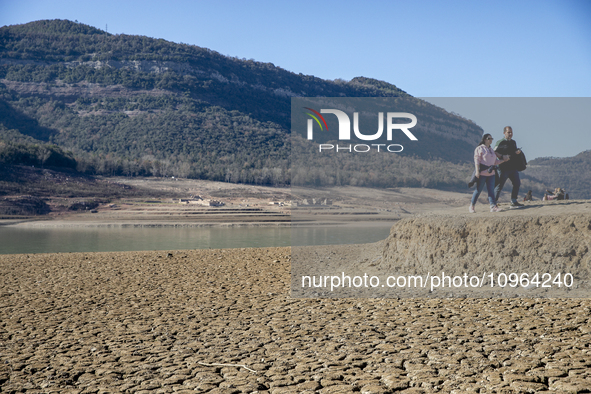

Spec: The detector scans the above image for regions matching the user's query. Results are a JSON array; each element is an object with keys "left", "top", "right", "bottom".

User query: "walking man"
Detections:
[{"left": 494, "top": 126, "right": 524, "bottom": 208}]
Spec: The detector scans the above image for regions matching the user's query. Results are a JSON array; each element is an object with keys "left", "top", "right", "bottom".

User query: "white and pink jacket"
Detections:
[{"left": 474, "top": 145, "right": 500, "bottom": 176}]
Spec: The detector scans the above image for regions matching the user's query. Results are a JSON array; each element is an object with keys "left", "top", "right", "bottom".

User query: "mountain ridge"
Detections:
[{"left": 0, "top": 19, "right": 543, "bottom": 192}]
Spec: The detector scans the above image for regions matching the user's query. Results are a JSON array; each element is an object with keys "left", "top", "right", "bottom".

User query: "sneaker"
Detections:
[
  {"left": 510, "top": 201, "right": 524, "bottom": 209},
  {"left": 490, "top": 205, "right": 502, "bottom": 212},
  {"left": 469, "top": 205, "right": 475, "bottom": 213}
]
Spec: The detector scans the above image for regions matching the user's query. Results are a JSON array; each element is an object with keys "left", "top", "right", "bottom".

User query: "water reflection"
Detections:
[
  {"left": 0, "top": 226, "right": 291, "bottom": 254},
  {"left": 0, "top": 225, "right": 392, "bottom": 254}
]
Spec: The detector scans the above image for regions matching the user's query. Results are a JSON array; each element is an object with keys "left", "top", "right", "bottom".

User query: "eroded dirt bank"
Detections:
[
  {"left": 291, "top": 201, "right": 591, "bottom": 299},
  {"left": 1, "top": 246, "right": 591, "bottom": 393},
  {"left": 378, "top": 202, "right": 591, "bottom": 298}
]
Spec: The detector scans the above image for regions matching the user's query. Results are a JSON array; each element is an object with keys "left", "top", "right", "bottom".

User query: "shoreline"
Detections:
[
  {"left": 0, "top": 218, "right": 401, "bottom": 229},
  {"left": 1, "top": 220, "right": 293, "bottom": 228}
]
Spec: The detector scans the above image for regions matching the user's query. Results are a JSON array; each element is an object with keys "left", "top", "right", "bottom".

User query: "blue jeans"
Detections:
[
  {"left": 494, "top": 169, "right": 521, "bottom": 203},
  {"left": 471, "top": 175, "right": 496, "bottom": 207}
]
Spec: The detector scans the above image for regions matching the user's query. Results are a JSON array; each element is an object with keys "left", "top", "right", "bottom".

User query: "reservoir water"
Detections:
[{"left": 0, "top": 225, "right": 393, "bottom": 254}]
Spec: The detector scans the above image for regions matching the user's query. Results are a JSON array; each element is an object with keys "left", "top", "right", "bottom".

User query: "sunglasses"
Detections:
[{"left": 486, "top": 137, "right": 493, "bottom": 140}]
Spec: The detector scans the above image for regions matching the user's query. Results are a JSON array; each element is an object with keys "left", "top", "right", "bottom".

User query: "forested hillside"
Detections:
[
  {"left": 526, "top": 151, "right": 591, "bottom": 199},
  {"left": 1, "top": 19, "right": 483, "bottom": 187}
]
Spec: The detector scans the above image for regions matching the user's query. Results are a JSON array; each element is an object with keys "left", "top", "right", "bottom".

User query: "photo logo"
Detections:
[{"left": 304, "top": 108, "right": 418, "bottom": 153}]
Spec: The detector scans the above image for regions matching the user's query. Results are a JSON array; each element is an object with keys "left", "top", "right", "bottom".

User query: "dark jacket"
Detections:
[
  {"left": 495, "top": 138, "right": 525, "bottom": 171},
  {"left": 468, "top": 164, "right": 498, "bottom": 188}
]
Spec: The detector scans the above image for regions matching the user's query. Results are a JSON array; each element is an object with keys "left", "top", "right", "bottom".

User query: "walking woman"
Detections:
[{"left": 469, "top": 133, "right": 507, "bottom": 213}]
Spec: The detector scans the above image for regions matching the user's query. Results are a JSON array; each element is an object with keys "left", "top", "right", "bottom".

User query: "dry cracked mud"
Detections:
[{"left": 1, "top": 246, "right": 590, "bottom": 393}]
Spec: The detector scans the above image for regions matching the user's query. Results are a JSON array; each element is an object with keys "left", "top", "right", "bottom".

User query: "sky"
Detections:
[{"left": 1, "top": 0, "right": 590, "bottom": 159}]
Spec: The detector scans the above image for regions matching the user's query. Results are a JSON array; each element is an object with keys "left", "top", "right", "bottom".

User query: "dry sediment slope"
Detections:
[{"left": 379, "top": 200, "right": 591, "bottom": 297}]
